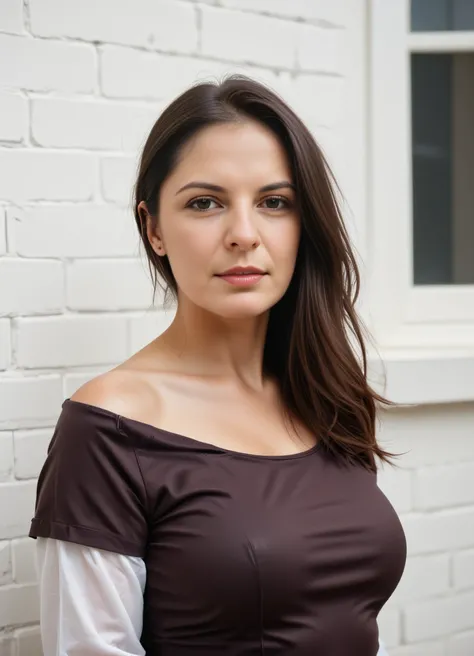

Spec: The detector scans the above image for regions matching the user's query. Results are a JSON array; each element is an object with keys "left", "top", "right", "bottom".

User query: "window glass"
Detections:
[
  {"left": 411, "top": 0, "right": 474, "bottom": 31},
  {"left": 412, "top": 53, "right": 474, "bottom": 284}
]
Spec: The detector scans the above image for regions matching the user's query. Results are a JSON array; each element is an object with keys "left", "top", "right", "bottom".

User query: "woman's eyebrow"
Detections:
[
  {"left": 176, "top": 181, "right": 296, "bottom": 195},
  {"left": 260, "top": 181, "right": 296, "bottom": 193}
]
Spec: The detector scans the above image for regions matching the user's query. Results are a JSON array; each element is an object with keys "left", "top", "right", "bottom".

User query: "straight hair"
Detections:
[{"left": 134, "top": 75, "right": 393, "bottom": 472}]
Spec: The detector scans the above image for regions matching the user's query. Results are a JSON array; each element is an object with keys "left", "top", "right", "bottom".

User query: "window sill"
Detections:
[{"left": 369, "top": 350, "right": 474, "bottom": 405}]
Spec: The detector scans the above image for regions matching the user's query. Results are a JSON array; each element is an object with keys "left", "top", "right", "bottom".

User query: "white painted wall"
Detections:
[{"left": 0, "top": 1, "right": 473, "bottom": 654}]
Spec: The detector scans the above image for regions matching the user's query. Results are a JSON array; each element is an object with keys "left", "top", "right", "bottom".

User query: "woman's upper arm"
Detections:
[{"left": 37, "top": 537, "right": 146, "bottom": 656}]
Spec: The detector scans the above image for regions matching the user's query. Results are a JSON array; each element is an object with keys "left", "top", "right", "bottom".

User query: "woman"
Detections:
[{"left": 30, "top": 75, "right": 405, "bottom": 655}]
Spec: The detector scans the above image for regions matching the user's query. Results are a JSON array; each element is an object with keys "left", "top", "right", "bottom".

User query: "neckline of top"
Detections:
[{"left": 63, "top": 398, "right": 321, "bottom": 462}]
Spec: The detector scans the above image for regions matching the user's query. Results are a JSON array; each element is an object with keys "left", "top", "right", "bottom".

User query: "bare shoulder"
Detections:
[{"left": 70, "top": 367, "right": 162, "bottom": 423}]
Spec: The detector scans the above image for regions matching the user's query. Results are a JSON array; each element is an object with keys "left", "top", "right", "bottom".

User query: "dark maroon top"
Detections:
[{"left": 30, "top": 399, "right": 406, "bottom": 655}]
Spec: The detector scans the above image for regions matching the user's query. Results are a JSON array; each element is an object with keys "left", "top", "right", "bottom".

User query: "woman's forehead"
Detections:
[{"left": 168, "top": 122, "right": 293, "bottom": 188}]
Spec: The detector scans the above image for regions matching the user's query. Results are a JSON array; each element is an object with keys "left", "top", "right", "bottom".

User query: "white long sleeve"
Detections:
[
  {"left": 36, "top": 537, "right": 390, "bottom": 656},
  {"left": 36, "top": 537, "right": 146, "bottom": 656}
]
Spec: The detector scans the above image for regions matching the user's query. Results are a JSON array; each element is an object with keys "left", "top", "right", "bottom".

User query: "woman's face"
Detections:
[{"left": 145, "top": 120, "right": 301, "bottom": 320}]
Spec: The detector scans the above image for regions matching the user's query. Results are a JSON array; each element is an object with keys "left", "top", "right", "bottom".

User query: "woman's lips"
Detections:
[{"left": 216, "top": 273, "right": 266, "bottom": 287}]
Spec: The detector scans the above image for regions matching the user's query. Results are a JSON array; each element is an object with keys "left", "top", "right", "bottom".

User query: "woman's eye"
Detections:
[
  {"left": 261, "top": 197, "right": 289, "bottom": 210},
  {"left": 188, "top": 197, "right": 219, "bottom": 211}
]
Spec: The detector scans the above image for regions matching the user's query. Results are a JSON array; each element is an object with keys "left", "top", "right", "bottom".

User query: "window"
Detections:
[
  {"left": 411, "top": 0, "right": 474, "bottom": 286},
  {"left": 412, "top": 51, "right": 474, "bottom": 285},
  {"left": 411, "top": 0, "right": 474, "bottom": 32},
  {"left": 369, "top": 0, "right": 474, "bottom": 348}
]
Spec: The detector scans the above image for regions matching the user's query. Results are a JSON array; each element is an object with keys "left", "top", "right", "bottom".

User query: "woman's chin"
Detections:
[{"left": 210, "top": 295, "right": 276, "bottom": 320}]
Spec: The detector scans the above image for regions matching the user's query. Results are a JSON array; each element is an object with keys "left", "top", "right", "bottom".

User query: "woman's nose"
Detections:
[{"left": 225, "top": 206, "right": 261, "bottom": 251}]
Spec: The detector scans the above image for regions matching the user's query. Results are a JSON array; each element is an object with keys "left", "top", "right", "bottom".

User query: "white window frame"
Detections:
[{"left": 368, "top": 0, "right": 474, "bottom": 353}]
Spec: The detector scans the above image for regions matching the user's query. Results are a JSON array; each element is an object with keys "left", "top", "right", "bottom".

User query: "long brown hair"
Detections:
[{"left": 133, "top": 75, "right": 392, "bottom": 472}]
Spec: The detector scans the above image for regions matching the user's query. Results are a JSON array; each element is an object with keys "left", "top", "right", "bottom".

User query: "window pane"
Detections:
[
  {"left": 411, "top": 53, "right": 474, "bottom": 285},
  {"left": 411, "top": 0, "right": 474, "bottom": 31}
]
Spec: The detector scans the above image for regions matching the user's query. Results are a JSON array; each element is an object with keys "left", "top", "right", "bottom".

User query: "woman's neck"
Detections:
[{"left": 155, "top": 302, "right": 270, "bottom": 392}]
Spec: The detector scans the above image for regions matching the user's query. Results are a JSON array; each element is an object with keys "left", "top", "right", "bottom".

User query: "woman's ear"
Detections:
[{"left": 137, "top": 200, "right": 166, "bottom": 256}]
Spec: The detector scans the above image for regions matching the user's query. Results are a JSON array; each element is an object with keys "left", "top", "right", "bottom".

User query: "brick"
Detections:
[
  {"left": 101, "top": 155, "right": 138, "bottom": 205},
  {"left": 0, "top": 320, "right": 11, "bottom": 370},
  {"left": 15, "top": 315, "right": 128, "bottom": 368},
  {"left": 16, "top": 626, "right": 43, "bottom": 656},
  {"left": 0, "top": 210, "right": 6, "bottom": 255},
  {"left": 449, "top": 630, "right": 474, "bottom": 656},
  {"left": 67, "top": 259, "right": 154, "bottom": 311},
  {"left": 129, "top": 308, "right": 175, "bottom": 352},
  {"left": 414, "top": 462, "right": 474, "bottom": 510},
  {"left": 378, "top": 404, "right": 474, "bottom": 468},
  {"left": 0, "top": 0, "right": 23, "bottom": 33},
  {"left": 0, "top": 632, "right": 15, "bottom": 656},
  {"left": 0, "top": 433, "right": 14, "bottom": 482},
  {"left": 100, "top": 45, "right": 226, "bottom": 101},
  {"left": 377, "top": 605, "right": 401, "bottom": 649},
  {"left": 32, "top": 97, "right": 160, "bottom": 152},
  {"left": 276, "top": 73, "right": 345, "bottom": 129},
  {"left": 14, "top": 428, "right": 51, "bottom": 480},
  {"left": 218, "top": 0, "right": 346, "bottom": 25},
  {"left": 12, "top": 538, "right": 37, "bottom": 584},
  {"left": 8, "top": 205, "right": 137, "bottom": 258},
  {"left": 0, "top": 541, "right": 12, "bottom": 585},
  {"left": 0, "top": 481, "right": 36, "bottom": 539},
  {"left": 0, "top": 259, "right": 64, "bottom": 315},
  {"left": 100, "top": 44, "right": 278, "bottom": 108},
  {"left": 391, "top": 642, "right": 445, "bottom": 656},
  {"left": 402, "top": 508, "right": 474, "bottom": 555},
  {"left": 0, "top": 92, "right": 28, "bottom": 142},
  {"left": 296, "top": 24, "right": 344, "bottom": 74},
  {"left": 405, "top": 590, "right": 474, "bottom": 642},
  {"left": 390, "top": 554, "right": 450, "bottom": 603},
  {"left": 0, "top": 210, "right": 5, "bottom": 255},
  {"left": 377, "top": 465, "right": 413, "bottom": 514},
  {"left": 0, "top": 33, "right": 95, "bottom": 93},
  {"left": 30, "top": 0, "right": 198, "bottom": 52},
  {"left": 453, "top": 549, "right": 474, "bottom": 590},
  {"left": 0, "top": 150, "right": 95, "bottom": 202},
  {"left": 201, "top": 6, "right": 296, "bottom": 69},
  {"left": 0, "top": 375, "right": 62, "bottom": 426},
  {"left": 0, "top": 583, "right": 39, "bottom": 626}
]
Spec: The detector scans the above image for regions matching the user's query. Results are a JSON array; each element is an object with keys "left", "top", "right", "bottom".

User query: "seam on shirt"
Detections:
[
  {"left": 246, "top": 537, "right": 265, "bottom": 656},
  {"left": 33, "top": 518, "right": 142, "bottom": 546},
  {"left": 116, "top": 415, "right": 151, "bottom": 521},
  {"left": 30, "top": 517, "right": 143, "bottom": 553}
]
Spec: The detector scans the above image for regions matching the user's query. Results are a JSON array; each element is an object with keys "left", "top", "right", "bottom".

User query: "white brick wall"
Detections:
[
  {"left": 29, "top": 0, "right": 199, "bottom": 52},
  {"left": 7, "top": 205, "right": 138, "bottom": 258},
  {"left": 0, "top": 34, "right": 96, "bottom": 93},
  {"left": 66, "top": 259, "right": 154, "bottom": 311},
  {"left": 31, "top": 97, "right": 160, "bottom": 151},
  {"left": 377, "top": 406, "right": 474, "bottom": 654},
  {"left": 0, "top": 376, "right": 63, "bottom": 428},
  {"left": 0, "top": 259, "right": 64, "bottom": 316},
  {"left": 1, "top": 1, "right": 473, "bottom": 654},
  {"left": 0, "top": 92, "right": 28, "bottom": 142},
  {"left": 100, "top": 155, "right": 138, "bottom": 205},
  {"left": 100, "top": 46, "right": 227, "bottom": 101},
  {"left": 0, "top": 151, "right": 96, "bottom": 202},
  {"left": 0, "top": 210, "right": 6, "bottom": 255},
  {"left": 0, "top": 434, "right": 14, "bottom": 482},
  {"left": 0, "top": 0, "right": 24, "bottom": 34},
  {"left": 0, "top": 542, "right": 12, "bottom": 586},
  {"left": 15, "top": 315, "right": 129, "bottom": 368},
  {"left": 13, "top": 430, "right": 51, "bottom": 481},
  {"left": 0, "top": 321, "right": 11, "bottom": 370}
]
